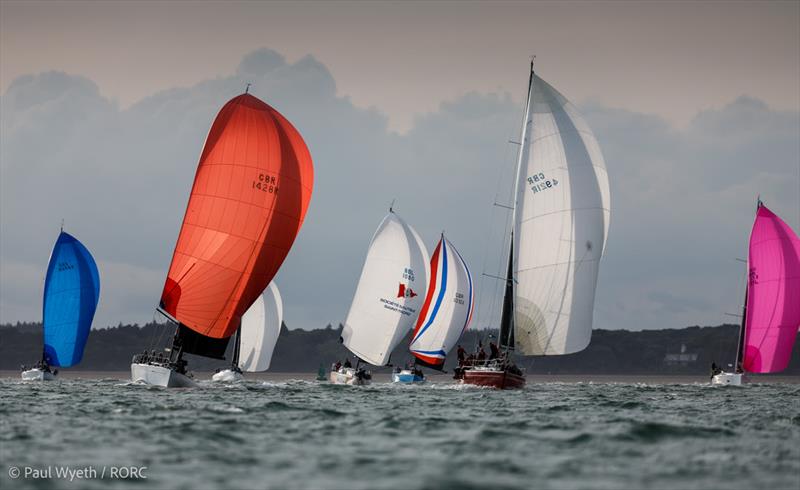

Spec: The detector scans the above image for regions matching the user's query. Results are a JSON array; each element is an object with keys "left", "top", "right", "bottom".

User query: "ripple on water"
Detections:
[{"left": 0, "top": 378, "right": 797, "bottom": 490}]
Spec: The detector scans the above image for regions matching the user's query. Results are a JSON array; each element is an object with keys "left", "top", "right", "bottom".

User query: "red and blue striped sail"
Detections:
[
  {"left": 410, "top": 235, "right": 474, "bottom": 368},
  {"left": 42, "top": 231, "right": 101, "bottom": 367}
]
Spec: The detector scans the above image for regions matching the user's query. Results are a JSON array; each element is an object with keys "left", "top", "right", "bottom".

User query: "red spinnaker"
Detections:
[{"left": 160, "top": 94, "right": 313, "bottom": 339}]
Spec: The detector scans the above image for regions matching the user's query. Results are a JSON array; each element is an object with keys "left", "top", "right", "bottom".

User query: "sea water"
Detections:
[{"left": 1, "top": 376, "right": 798, "bottom": 489}]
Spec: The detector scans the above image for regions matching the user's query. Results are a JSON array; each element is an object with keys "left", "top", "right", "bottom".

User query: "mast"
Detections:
[
  {"left": 231, "top": 325, "right": 242, "bottom": 369},
  {"left": 733, "top": 285, "right": 747, "bottom": 372},
  {"left": 499, "top": 59, "right": 535, "bottom": 351}
]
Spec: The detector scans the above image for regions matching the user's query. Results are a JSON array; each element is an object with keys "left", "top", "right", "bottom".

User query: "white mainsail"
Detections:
[
  {"left": 409, "top": 235, "right": 474, "bottom": 367},
  {"left": 238, "top": 282, "right": 283, "bottom": 372},
  {"left": 511, "top": 70, "right": 611, "bottom": 355},
  {"left": 342, "top": 211, "right": 430, "bottom": 366}
]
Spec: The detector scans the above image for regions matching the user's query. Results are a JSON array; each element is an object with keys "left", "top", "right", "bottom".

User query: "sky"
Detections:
[{"left": 1, "top": 1, "right": 799, "bottom": 333}]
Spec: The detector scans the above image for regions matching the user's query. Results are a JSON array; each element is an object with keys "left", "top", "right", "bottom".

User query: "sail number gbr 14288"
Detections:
[
  {"left": 252, "top": 173, "right": 279, "bottom": 194},
  {"left": 527, "top": 172, "right": 558, "bottom": 194}
]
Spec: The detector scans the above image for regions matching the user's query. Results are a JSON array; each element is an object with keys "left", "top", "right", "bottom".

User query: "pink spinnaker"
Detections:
[{"left": 743, "top": 205, "right": 800, "bottom": 373}]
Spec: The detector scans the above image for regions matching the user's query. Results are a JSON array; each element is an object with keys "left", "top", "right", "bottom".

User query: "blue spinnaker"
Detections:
[{"left": 42, "top": 232, "right": 100, "bottom": 367}]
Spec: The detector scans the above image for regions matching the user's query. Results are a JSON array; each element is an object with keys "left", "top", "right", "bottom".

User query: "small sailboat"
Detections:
[
  {"left": 22, "top": 230, "right": 100, "bottom": 381},
  {"left": 332, "top": 208, "right": 429, "bottom": 385},
  {"left": 131, "top": 90, "right": 313, "bottom": 387},
  {"left": 712, "top": 202, "right": 800, "bottom": 385},
  {"left": 212, "top": 282, "right": 283, "bottom": 382},
  {"left": 393, "top": 234, "right": 474, "bottom": 383},
  {"left": 462, "top": 60, "right": 610, "bottom": 389}
]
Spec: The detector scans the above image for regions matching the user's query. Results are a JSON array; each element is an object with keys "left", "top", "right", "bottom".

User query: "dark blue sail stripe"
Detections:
[{"left": 412, "top": 239, "right": 448, "bottom": 344}]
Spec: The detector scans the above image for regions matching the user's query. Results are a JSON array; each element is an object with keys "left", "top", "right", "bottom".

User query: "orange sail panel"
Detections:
[{"left": 160, "top": 94, "right": 313, "bottom": 339}]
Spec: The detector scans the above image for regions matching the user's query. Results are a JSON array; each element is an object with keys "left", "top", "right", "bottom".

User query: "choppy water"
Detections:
[{"left": 1, "top": 376, "right": 798, "bottom": 490}]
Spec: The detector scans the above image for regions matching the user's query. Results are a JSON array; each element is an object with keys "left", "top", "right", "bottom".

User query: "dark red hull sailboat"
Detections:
[{"left": 460, "top": 363, "right": 526, "bottom": 389}]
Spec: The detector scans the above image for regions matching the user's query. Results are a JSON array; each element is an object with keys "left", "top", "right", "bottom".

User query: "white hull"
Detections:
[
  {"left": 211, "top": 369, "right": 244, "bottom": 382},
  {"left": 328, "top": 367, "right": 370, "bottom": 386},
  {"left": 712, "top": 372, "right": 743, "bottom": 386},
  {"left": 130, "top": 363, "right": 196, "bottom": 388},
  {"left": 21, "top": 368, "right": 55, "bottom": 381}
]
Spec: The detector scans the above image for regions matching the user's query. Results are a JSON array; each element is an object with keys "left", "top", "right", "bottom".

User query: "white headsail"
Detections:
[
  {"left": 512, "top": 72, "right": 611, "bottom": 355},
  {"left": 238, "top": 282, "right": 283, "bottom": 372},
  {"left": 342, "top": 211, "right": 430, "bottom": 366},
  {"left": 409, "top": 235, "right": 474, "bottom": 368}
]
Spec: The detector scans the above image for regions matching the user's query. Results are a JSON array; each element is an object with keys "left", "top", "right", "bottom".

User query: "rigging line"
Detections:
[{"left": 475, "top": 125, "right": 517, "bottom": 333}]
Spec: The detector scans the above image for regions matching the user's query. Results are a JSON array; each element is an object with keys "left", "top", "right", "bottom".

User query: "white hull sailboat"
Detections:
[
  {"left": 329, "top": 367, "right": 370, "bottom": 386},
  {"left": 22, "top": 230, "right": 100, "bottom": 382},
  {"left": 211, "top": 369, "right": 243, "bottom": 383},
  {"left": 211, "top": 282, "right": 283, "bottom": 383},
  {"left": 21, "top": 368, "right": 56, "bottom": 382},
  {"left": 711, "top": 372, "right": 743, "bottom": 386},
  {"left": 711, "top": 202, "right": 800, "bottom": 386},
  {"left": 333, "top": 208, "right": 429, "bottom": 385},
  {"left": 131, "top": 362, "right": 196, "bottom": 388}
]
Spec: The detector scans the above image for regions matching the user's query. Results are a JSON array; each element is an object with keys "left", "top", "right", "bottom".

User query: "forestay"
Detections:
[
  {"left": 342, "top": 211, "right": 429, "bottom": 366},
  {"left": 410, "top": 235, "right": 474, "bottom": 368},
  {"left": 513, "top": 73, "right": 611, "bottom": 355}
]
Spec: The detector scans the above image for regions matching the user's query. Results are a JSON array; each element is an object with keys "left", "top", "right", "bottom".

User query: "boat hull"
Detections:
[
  {"left": 131, "top": 363, "right": 196, "bottom": 388},
  {"left": 392, "top": 370, "right": 425, "bottom": 383},
  {"left": 711, "top": 372, "right": 743, "bottom": 386},
  {"left": 211, "top": 369, "right": 244, "bottom": 382},
  {"left": 21, "top": 368, "right": 55, "bottom": 381},
  {"left": 329, "top": 367, "right": 370, "bottom": 386},
  {"left": 461, "top": 368, "right": 526, "bottom": 389}
]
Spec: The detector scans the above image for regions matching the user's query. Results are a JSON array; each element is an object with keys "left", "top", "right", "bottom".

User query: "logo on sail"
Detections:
[{"left": 397, "top": 283, "right": 418, "bottom": 298}]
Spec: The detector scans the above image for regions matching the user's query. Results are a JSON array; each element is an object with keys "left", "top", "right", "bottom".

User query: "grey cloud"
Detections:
[{"left": 1, "top": 48, "right": 798, "bottom": 335}]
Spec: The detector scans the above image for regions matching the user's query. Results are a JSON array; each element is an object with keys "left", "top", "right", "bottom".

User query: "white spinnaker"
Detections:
[
  {"left": 342, "top": 212, "right": 430, "bottom": 366},
  {"left": 238, "top": 282, "right": 282, "bottom": 372},
  {"left": 409, "top": 236, "right": 474, "bottom": 366},
  {"left": 513, "top": 73, "right": 611, "bottom": 355}
]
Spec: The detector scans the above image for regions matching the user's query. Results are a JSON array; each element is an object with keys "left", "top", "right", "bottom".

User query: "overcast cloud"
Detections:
[{"left": 1, "top": 48, "right": 798, "bottom": 332}]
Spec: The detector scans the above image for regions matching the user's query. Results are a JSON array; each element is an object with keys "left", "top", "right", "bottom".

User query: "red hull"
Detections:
[{"left": 461, "top": 369, "right": 526, "bottom": 389}]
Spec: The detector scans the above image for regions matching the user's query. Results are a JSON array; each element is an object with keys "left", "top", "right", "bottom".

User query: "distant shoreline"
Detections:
[{"left": 3, "top": 371, "right": 799, "bottom": 384}]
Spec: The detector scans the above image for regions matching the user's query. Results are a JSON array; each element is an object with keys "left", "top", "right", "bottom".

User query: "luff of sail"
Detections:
[
  {"left": 160, "top": 93, "right": 313, "bottom": 340},
  {"left": 512, "top": 71, "right": 611, "bottom": 355},
  {"left": 342, "top": 211, "right": 430, "bottom": 366},
  {"left": 409, "top": 235, "right": 474, "bottom": 368},
  {"left": 43, "top": 231, "right": 101, "bottom": 367},
  {"left": 238, "top": 282, "right": 283, "bottom": 372},
  {"left": 742, "top": 204, "right": 800, "bottom": 373}
]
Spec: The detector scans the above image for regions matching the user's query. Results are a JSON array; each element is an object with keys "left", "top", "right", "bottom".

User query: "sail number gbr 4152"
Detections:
[
  {"left": 252, "top": 173, "right": 279, "bottom": 194},
  {"left": 526, "top": 172, "right": 559, "bottom": 194}
]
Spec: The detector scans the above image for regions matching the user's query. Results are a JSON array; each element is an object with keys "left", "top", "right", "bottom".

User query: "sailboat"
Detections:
[
  {"left": 211, "top": 282, "right": 283, "bottom": 382},
  {"left": 461, "top": 60, "right": 611, "bottom": 389},
  {"left": 392, "top": 234, "right": 474, "bottom": 383},
  {"left": 22, "top": 230, "right": 100, "bottom": 381},
  {"left": 131, "top": 90, "right": 314, "bottom": 387},
  {"left": 712, "top": 202, "right": 800, "bottom": 385},
  {"left": 331, "top": 208, "right": 429, "bottom": 385}
]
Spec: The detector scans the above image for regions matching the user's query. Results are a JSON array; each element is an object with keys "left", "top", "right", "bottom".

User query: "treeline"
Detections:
[{"left": 2, "top": 322, "right": 799, "bottom": 374}]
